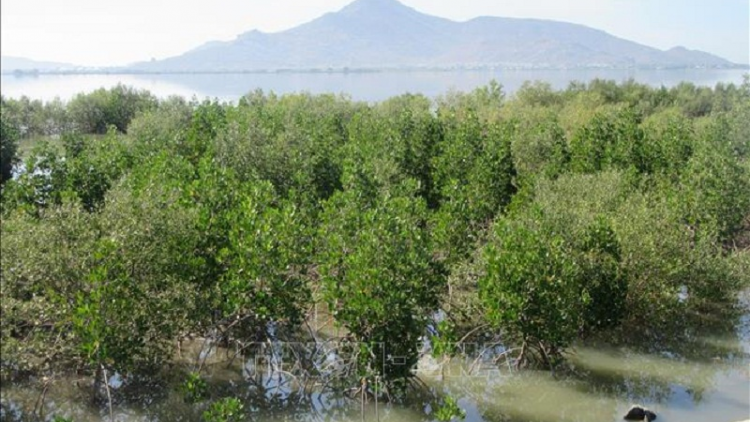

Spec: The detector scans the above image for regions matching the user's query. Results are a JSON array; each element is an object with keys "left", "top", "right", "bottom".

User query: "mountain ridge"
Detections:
[
  {"left": 130, "top": 0, "right": 738, "bottom": 72},
  {"left": 1, "top": 56, "right": 78, "bottom": 72},
  {"left": 3, "top": 0, "right": 743, "bottom": 73}
]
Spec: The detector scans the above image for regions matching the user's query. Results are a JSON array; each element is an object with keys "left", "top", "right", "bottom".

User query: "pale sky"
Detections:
[{"left": 1, "top": 0, "right": 748, "bottom": 67}]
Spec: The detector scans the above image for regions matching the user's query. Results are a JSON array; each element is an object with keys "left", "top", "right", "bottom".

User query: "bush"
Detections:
[
  {"left": 570, "top": 106, "right": 647, "bottom": 174},
  {"left": 0, "top": 111, "right": 19, "bottom": 186},
  {"left": 203, "top": 397, "right": 244, "bottom": 422},
  {"left": 480, "top": 215, "right": 581, "bottom": 366},
  {"left": 68, "top": 85, "right": 157, "bottom": 134},
  {"left": 317, "top": 182, "right": 443, "bottom": 381},
  {"left": 217, "top": 180, "right": 313, "bottom": 340},
  {"left": 1, "top": 181, "right": 203, "bottom": 377}
]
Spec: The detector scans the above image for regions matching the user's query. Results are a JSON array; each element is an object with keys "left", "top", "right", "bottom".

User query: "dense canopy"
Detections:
[{"left": 1, "top": 78, "right": 749, "bottom": 420}]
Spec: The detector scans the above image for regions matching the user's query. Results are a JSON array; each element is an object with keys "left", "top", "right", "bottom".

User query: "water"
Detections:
[
  {"left": 2, "top": 293, "right": 749, "bottom": 422},
  {"left": 1, "top": 68, "right": 747, "bottom": 102}
]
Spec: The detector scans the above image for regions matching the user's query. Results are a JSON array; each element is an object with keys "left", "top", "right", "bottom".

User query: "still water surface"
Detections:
[
  {"left": 2, "top": 292, "right": 749, "bottom": 422},
  {"left": 1, "top": 69, "right": 747, "bottom": 102}
]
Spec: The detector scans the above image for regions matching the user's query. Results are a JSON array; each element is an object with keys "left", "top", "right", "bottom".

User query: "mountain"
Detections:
[
  {"left": 1, "top": 56, "right": 77, "bottom": 73},
  {"left": 131, "top": 0, "right": 738, "bottom": 72}
]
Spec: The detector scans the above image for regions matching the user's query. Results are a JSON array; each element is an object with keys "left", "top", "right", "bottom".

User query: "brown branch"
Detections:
[{"left": 101, "top": 365, "right": 114, "bottom": 421}]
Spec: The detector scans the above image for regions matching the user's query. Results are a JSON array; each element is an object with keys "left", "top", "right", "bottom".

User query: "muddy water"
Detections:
[{"left": 2, "top": 297, "right": 749, "bottom": 422}]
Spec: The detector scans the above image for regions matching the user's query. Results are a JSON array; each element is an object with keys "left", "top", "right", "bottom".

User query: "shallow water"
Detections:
[{"left": 2, "top": 296, "right": 749, "bottom": 422}]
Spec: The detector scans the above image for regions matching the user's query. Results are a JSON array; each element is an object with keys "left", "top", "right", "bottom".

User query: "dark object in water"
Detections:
[{"left": 624, "top": 405, "right": 657, "bottom": 421}]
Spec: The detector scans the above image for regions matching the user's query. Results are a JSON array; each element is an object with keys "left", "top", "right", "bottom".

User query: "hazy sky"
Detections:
[{"left": 2, "top": 0, "right": 748, "bottom": 67}]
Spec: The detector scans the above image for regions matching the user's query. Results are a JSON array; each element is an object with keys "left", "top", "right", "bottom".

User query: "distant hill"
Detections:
[
  {"left": 1, "top": 56, "right": 76, "bottom": 73},
  {"left": 131, "top": 0, "right": 739, "bottom": 72}
]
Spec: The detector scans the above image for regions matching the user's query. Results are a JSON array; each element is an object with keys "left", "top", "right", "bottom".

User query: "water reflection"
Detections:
[{"left": 2, "top": 296, "right": 749, "bottom": 422}]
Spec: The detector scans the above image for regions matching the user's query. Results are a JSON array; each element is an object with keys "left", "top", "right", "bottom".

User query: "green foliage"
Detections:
[
  {"left": 1, "top": 96, "right": 72, "bottom": 137},
  {"left": 374, "top": 94, "right": 442, "bottom": 204},
  {"left": 67, "top": 85, "right": 157, "bottom": 134},
  {"left": 671, "top": 82, "right": 715, "bottom": 117},
  {"left": 65, "top": 128, "right": 133, "bottom": 211},
  {"left": 203, "top": 397, "right": 244, "bottom": 422},
  {"left": 680, "top": 130, "right": 750, "bottom": 239},
  {"left": 317, "top": 183, "right": 443, "bottom": 381},
  {"left": 434, "top": 395, "right": 467, "bottom": 422},
  {"left": 640, "top": 108, "right": 695, "bottom": 177},
  {"left": 183, "top": 100, "right": 226, "bottom": 164},
  {"left": 436, "top": 80, "right": 505, "bottom": 122},
  {"left": 127, "top": 96, "right": 193, "bottom": 155},
  {"left": 509, "top": 109, "right": 569, "bottom": 183},
  {"left": 2, "top": 128, "right": 134, "bottom": 214},
  {"left": 570, "top": 106, "right": 647, "bottom": 174},
  {"left": 62, "top": 132, "right": 86, "bottom": 158},
  {"left": 431, "top": 112, "right": 516, "bottom": 263},
  {"left": 218, "top": 180, "right": 312, "bottom": 337},
  {"left": 181, "top": 371, "right": 209, "bottom": 403},
  {"left": 515, "top": 81, "right": 562, "bottom": 108},
  {"left": 578, "top": 216, "right": 626, "bottom": 331},
  {"left": 184, "top": 158, "right": 244, "bottom": 292},
  {"left": 479, "top": 173, "right": 631, "bottom": 356},
  {"left": 79, "top": 185, "right": 201, "bottom": 371},
  {"left": 724, "top": 98, "right": 750, "bottom": 159},
  {"left": 3, "top": 141, "right": 68, "bottom": 214},
  {"left": 1, "top": 181, "right": 202, "bottom": 376},
  {"left": 480, "top": 216, "right": 581, "bottom": 359},
  {"left": 1, "top": 80, "right": 749, "bottom": 412},
  {"left": 609, "top": 189, "right": 701, "bottom": 322},
  {"left": 430, "top": 319, "right": 459, "bottom": 357},
  {"left": 0, "top": 109, "right": 20, "bottom": 185}
]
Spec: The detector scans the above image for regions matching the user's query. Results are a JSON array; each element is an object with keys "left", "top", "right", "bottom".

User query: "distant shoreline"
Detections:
[{"left": 3, "top": 64, "right": 749, "bottom": 77}]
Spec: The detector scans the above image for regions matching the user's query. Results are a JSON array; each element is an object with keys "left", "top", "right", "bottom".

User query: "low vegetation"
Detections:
[{"left": 1, "top": 78, "right": 749, "bottom": 418}]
